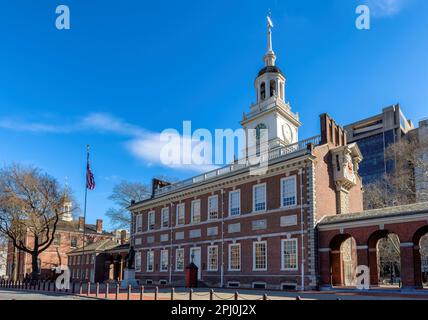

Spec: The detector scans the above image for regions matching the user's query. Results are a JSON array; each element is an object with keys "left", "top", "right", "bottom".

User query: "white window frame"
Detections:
[
  {"left": 229, "top": 190, "right": 241, "bottom": 216},
  {"left": 135, "top": 252, "right": 141, "bottom": 272},
  {"left": 136, "top": 214, "right": 142, "bottom": 232},
  {"left": 191, "top": 199, "right": 201, "bottom": 224},
  {"left": 160, "top": 249, "right": 168, "bottom": 272},
  {"left": 176, "top": 203, "right": 185, "bottom": 226},
  {"left": 148, "top": 211, "right": 155, "bottom": 231},
  {"left": 281, "top": 238, "right": 298, "bottom": 271},
  {"left": 146, "top": 251, "right": 154, "bottom": 272},
  {"left": 161, "top": 207, "right": 169, "bottom": 229},
  {"left": 253, "top": 183, "right": 267, "bottom": 212},
  {"left": 207, "top": 245, "right": 218, "bottom": 271},
  {"left": 280, "top": 176, "right": 297, "bottom": 208},
  {"left": 228, "top": 243, "right": 241, "bottom": 271},
  {"left": 208, "top": 195, "right": 219, "bottom": 220},
  {"left": 253, "top": 241, "right": 267, "bottom": 271},
  {"left": 175, "top": 248, "right": 184, "bottom": 271}
]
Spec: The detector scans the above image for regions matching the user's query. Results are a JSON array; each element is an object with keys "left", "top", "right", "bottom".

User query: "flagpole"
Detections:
[{"left": 82, "top": 145, "right": 89, "bottom": 260}]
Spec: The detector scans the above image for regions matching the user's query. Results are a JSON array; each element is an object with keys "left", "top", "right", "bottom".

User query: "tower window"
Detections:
[
  {"left": 260, "top": 82, "right": 266, "bottom": 100},
  {"left": 270, "top": 80, "right": 276, "bottom": 97}
]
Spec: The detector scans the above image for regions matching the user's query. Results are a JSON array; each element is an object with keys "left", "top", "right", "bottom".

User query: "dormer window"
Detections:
[
  {"left": 260, "top": 82, "right": 266, "bottom": 100},
  {"left": 270, "top": 80, "right": 276, "bottom": 97}
]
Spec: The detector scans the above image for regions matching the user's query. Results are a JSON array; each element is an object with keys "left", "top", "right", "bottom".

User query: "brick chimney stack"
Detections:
[
  {"left": 96, "top": 219, "right": 103, "bottom": 234},
  {"left": 120, "top": 230, "right": 127, "bottom": 245},
  {"left": 78, "top": 217, "right": 85, "bottom": 231}
]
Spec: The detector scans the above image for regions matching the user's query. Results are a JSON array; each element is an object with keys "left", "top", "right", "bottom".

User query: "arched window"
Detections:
[
  {"left": 270, "top": 80, "right": 276, "bottom": 97},
  {"left": 260, "top": 82, "right": 266, "bottom": 100}
]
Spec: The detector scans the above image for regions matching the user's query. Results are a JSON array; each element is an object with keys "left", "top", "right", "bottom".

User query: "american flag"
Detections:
[{"left": 86, "top": 162, "right": 95, "bottom": 190}]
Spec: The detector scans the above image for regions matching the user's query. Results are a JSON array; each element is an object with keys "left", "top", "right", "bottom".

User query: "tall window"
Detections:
[
  {"left": 77, "top": 255, "right": 81, "bottom": 265},
  {"left": 136, "top": 214, "right": 142, "bottom": 232},
  {"left": 270, "top": 79, "right": 276, "bottom": 97},
  {"left": 208, "top": 195, "right": 218, "bottom": 220},
  {"left": 70, "top": 236, "right": 77, "bottom": 248},
  {"left": 135, "top": 252, "right": 141, "bottom": 272},
  {"left": 207, "top": 246, "right": 218, "bottom": 271},
  {"left": 176, "top": 204, "right": 185, "bottom": 226},
  {"left": 253, "top": 184, "right": 266, "bottom": 212},
  {"left": 281, "top": 239, "right": 298, "bottom": 270},
  {"left": 191, "top": 200, "right": 201, "bottom": 223},
  {"left": 161, "top": 207, "right": 169, "bottom": 228},
  {"left": 175, "top": 248, "right": 184, "bottom": 271},
  {"left": 160, "top": 250, "right": 168, "bottom": 272},
  {"left": 260, "top": 82, "right": 266, "bottom": 100},
  {"left": 253, "top": 241, "right": 267, "bottom": 271},
  {"left": 147, "top": 251, "right": 154, "bottom": 272},
  {"left": 281, "top": 176, "right": 297, "bottom": 207},
  {"left": 229, "top": 244, "right": 241, "bottom": 271},
  {"left": 229, "top": 190, "right": 241, "bottom": 216},
  {"left": 148, "top": 211, "right": 155, "bottom": 230}
]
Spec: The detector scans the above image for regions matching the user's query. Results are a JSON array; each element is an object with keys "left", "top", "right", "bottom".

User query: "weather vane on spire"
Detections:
[
  {"left": 263, "top": 10, "right": 276, "bottom": 66},
  {"left": 267, "top": 9, "right": 274, "bottom": 29}
]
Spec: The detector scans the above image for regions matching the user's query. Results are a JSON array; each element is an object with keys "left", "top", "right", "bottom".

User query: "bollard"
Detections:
[
  {"left": 189, "top": 288, "right": 193, "bottom": 301},
  {"left": 115, "top": 283, "right": 120, "bottom": 300},
  {"left": 171, "top": 287, "right": 175, "bottom": 300},
  {"left": 96, "top": 282, "right": 99, "bottom": 298},
  {"left": 154, "top": 286, "right": 158, "bottom": 301},
  {"left": 235, "top": 291, "right": 239, "bottom": 300},
  {"left": 263, "top": 294, "right": 267, "bottom": 301},
  {"left": 127, "top": 284, "right": 132, "bottom": 300},
  {"left": 87, "top": 282, "right": 91, "bottom": 296},
  {"left": 105, "top": 283, "right": 109, "bottom": 299},
  {"left": 139, "top": 285, "right": 144, "bottom": 300},
  {"left": 210, "top": 289, "right": 214, "bottom": 300}
]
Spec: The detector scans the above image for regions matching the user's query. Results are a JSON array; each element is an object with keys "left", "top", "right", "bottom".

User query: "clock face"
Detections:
[{"left": 282, "top": 124, "right": 293, "bottom": 144}]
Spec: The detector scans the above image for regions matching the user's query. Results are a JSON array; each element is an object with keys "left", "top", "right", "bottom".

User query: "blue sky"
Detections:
[{"left": 1, "top": 0, "right": 427, "bottom": 230}]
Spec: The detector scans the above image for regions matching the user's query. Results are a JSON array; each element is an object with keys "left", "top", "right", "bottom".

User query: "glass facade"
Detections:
[{"left": 355, "top": 129, "right": 396, "bottom": 184}]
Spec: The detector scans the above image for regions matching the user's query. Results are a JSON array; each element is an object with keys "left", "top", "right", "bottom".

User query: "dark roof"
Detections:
[
  {"left": 55, "top": 220, "right": 112, "bottom": 236},
  {"left": 257, "top": 65, "right": 284, "bottom": 77},
  {"left": 319, "top": 202, "right": 428, "bottom": 226},
  {"left": 68, "top": 239, "right": 120, "bottom": 254}
]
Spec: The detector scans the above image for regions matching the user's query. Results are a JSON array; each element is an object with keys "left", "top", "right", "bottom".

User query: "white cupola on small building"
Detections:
[{"left": 241, "top": 15, "right": 301, "bottom": 152}]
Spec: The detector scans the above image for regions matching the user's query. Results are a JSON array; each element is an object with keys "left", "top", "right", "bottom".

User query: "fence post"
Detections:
[
  {"left": 210, "top": 289, "right": 213, "bottom": 300},
  {"left": 96, "top": 282, "right": 99, "bottom": 298},
  {"left": 263, "top": 294, "right": 267, "bottom": 301},
  {"left": 79, "top": 282, "right": 83, "bottom": 295},
  {"left": 140, "top": 285, "right": 144, "bottom": 300},
  {"left": 105, "top": 283, "right": 109, "bottom": 299},
  {"left": 53, "top": 280, "right": 56, "bottom": 292},
  {"left": 235, "top": 291, "right": 239, "bottom": 300},
  {"left": 38, "top": 281, "right": 41, "bottom": 291},
  {"left": 127, "top": 284, "right": 132, "bottom": 300},
  {"left": 72, "top": 281, "right": 76, "bottom": 294},
  {"left": 171, "top": 287, "right": 174, "bottom": 300},
  {"left": 154, "top": 286, "right": 158, "bottom": 300},
  {"left": 115, "top": 283, "right": 119, "bottom": 300},
  {"left": 189, "top": 288, "right": 193, "bottom": 301},
  {"left": 42, "top": 281, "right": 46, "bottom": 291},
  {"left": 296, "top": 296, "right": 301, "bottom": 301},
  {"left": 87, "top": 282, "right": 91, "bottom": 296}
]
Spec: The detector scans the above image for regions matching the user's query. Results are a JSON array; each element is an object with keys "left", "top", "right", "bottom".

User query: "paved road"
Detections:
[{"left": 0, "top": 289, "right": 93, "bottom": 300}]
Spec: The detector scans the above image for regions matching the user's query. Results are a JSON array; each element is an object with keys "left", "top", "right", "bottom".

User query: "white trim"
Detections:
[
  {"left": 252, "top": 240, "right": 268, "bottom": 271},
  {"left": 146, "top": 251, "right": 154, "bottom": 272},
  {"left": 280, "top": 176, "right": 297, "bottom": 208},
  {"left": 252, "top": 183, "right": 267, "bottom": 213},
  {"left": 228, "top": 190, "right": 241, "bottom": 216},
  {"left": 228, "top": 243, "right": 241, "bottom": 271},
  {"left": 161, "top": 207, "right": 169, "bottom": 229},
  {"left": 191, "top": 199, "right": 201, "bottom": 224},
  {"left": 252, "top": 282, "right": 267, "bottom": 289},
  {"left": 135, "top": 251, "right": 141, "bottom": 272},
  {"left": 176, "top": 203, "right": 185, "bottom": 226},
  {"left": 227, "top": 281, "right": 240, "bottom": 288},
  {"left": 207, "top": 245, "right": 219, "bottom": 271},
  {"left": 281, "top": 238, "right": 298, "bottom": 271},
  {"left": 147, "top": 211, "right": 155, "bottom": 231},
  {"left": 160, "top": 249, "right": 168, "bottom": 272}
]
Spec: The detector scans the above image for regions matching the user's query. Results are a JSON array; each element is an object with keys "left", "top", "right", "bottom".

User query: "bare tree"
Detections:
[
  {"left": 106, "top": 181, "right": 151, "bottom": 229},
  {"left": 0, "top": 164, "right": 67, "bottom": 281}
]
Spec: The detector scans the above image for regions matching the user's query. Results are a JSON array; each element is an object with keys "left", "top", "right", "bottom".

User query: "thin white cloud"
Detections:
[
  {"left": 0, "top": 113, "right": 218, "bottom": 173},
  {"left": 365, "top": 0, "right": 408, "bottom": 17}
]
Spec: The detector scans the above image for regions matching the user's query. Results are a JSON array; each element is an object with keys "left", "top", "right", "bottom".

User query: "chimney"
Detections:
[
  {"left": 120, "top": 230, "right": 127, "bottom": 245},
  {"left": 78, "top": 217, "right": 85, "bottom": 231},
  {"left": 96, "top": 219, "right": 103, "bottom": 234}
]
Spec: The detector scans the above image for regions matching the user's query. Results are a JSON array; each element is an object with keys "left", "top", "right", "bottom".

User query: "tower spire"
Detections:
[{"left": 263, "top": 12, "right": 277, "bottom": 67}]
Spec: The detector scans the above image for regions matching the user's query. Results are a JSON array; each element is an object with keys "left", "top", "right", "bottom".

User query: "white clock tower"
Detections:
[{"left": 241, "top": 16, "right": 301, "bottom": 152}]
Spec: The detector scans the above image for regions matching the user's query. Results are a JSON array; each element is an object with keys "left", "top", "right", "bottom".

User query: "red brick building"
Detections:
[
  {"left": 128, "top": 22, "right": 365, "bottom": 290},
  {"left": 6, "top": 217, "right": 113, "bottom": 281}
]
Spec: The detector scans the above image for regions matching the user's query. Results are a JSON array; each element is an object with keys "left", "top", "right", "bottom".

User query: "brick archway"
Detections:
[
  {"left": 328, "top": 234, "right": 357, "bottom": 287},
  {"left": 413, "top": 225, "right": 428, "bottom": 288}
]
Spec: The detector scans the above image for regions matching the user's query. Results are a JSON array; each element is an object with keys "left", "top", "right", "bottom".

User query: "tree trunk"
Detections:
[
  {"left": 31, "top": 252, "right": 40, "bottom": 282},
  {"left": 12, "top": 247, "right": 18, "bottom": 282}
]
